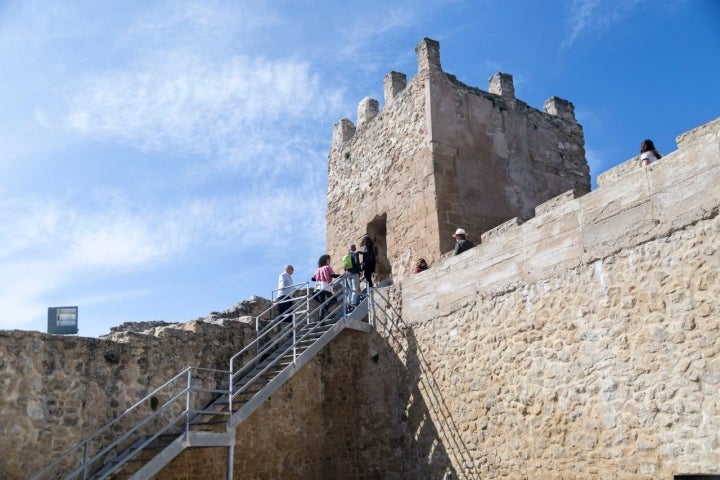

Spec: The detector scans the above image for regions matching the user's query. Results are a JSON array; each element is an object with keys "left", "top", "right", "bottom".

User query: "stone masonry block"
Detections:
[
  {"left": 676, "top": 116, "right": 720, "bottom": 149},
  {"left": 651, "top": 161, "right": 720, "bottom": 230},
  {"left": 582, "top": 200, "right": 657, "bottom": 260},
  {"left": 475, "top": 233, "right": 524, "bottom": 289},
  {"left": 581, "top": 167, "right": 651, "bottom": 225},
  {"left": 522, "top": 209, "right": 584, "bottom": 280},
  {"left": 535, "top": 190, "right": 582, "bottom": 217},
  {"left": 480, "top": 217, "right": 525, "bottom": 244}
]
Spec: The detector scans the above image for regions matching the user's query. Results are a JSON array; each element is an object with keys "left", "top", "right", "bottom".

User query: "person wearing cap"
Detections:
[
  {"left": 344, "top": 244, "right": 361, "bottom": 306},
  {"left": 453, "top": 228, "right": 475, "bottom": 256}
]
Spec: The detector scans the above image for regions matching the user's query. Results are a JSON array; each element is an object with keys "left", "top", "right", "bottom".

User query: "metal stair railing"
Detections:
[
  {"left": 30, "top": 274, "right": 378, "bottom": 480},
  {"left": 29, "top": 365, "right": 230, "bottom": 480}
]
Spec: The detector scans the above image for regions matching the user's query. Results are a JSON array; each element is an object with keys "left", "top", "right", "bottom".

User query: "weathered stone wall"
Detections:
[
  {"left": 399, "top": 117, "right": 720, "bottom": 478},
  {"left": 327, "top": 62, "right": 434, "bottom": 282},
  {"left": 0, "top": 317, "right": 259, "bottom": 479},
  {"left": 326, "top": 38, "right": 590, "bottom": 281},
  {"left": 2, "top": 38, "right": 717, "bottom": 480},
  {"left": 3, "top": 298, "right": 454, "bottom": 480}
]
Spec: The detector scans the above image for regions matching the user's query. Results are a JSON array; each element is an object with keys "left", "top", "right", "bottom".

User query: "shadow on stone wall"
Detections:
[{"left": 372, "top": 296, "right": 480, "bottom": 479}]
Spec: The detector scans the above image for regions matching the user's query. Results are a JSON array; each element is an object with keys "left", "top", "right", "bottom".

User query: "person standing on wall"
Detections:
[
  {"left": 359, "top": 235, "right": 376, "bottom": 290},
  {"left": 343, "top": 244, "right": 361, "bottom": 306},
  {"left": 453, "top": 228, "right": 475, "bottom": 255},
  {"left": 639, "top": 139, "right": 662, "bottom": 167},
  {"left": 275, "top": 264, "right": 295, "bottom": 320},
  {"left": 313, "top": 254, "right": 339, "bottom": 319}
]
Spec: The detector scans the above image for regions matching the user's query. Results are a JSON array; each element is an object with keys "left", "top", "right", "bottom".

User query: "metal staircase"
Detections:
[{"left": 31, "top": 278, "right": 376, "bottom": 480}]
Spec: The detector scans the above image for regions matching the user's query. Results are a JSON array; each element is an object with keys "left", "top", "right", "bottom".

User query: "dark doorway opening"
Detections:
[{"left": 366, "top": 214, "right": 390, "bottom": 283}]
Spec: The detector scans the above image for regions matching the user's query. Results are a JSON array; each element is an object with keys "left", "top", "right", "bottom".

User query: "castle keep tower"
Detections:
[{"left": 327, "top": 38, "right": 590, "bottom": 279}]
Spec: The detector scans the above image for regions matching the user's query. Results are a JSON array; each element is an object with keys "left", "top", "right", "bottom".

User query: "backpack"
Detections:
[{"left": 342, "top": 254, "right": 354, "bottom": 271}]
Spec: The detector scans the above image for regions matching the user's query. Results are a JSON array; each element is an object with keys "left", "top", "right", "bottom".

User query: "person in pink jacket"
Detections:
[{"left": 312, "top": 254, "right": 339, "bottom": 319}]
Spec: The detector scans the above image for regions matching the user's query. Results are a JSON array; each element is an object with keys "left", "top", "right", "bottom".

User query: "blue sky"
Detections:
[{"left": 1, "top": 0, "right": 718, "bottom": 337}]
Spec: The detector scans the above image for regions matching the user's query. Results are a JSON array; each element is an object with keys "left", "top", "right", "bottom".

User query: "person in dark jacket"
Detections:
[
  {"left": 453, "top": 228, "right": 475, "bottom": 255},
  {"left": 359, "top": 235, "right": 376, "bottom": 289}
]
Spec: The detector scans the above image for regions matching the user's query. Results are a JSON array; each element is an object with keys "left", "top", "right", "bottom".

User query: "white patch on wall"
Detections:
[
  {"left": 523, "top": 284, "right": 535, "bottom": 314},
  {"left": 592, "top": 260, "right": 608, "bottom": 297}
]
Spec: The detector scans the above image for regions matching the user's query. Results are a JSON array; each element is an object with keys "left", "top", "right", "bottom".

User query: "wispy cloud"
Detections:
[
  {"left": 50, "top": 52, "right": 343, "bottom": 168},
  {"left": 560, "top": 0, "right": 641, "bottom": 50},
  {"left": 0, "top": 181, "right": 326, "bottom": 330}
]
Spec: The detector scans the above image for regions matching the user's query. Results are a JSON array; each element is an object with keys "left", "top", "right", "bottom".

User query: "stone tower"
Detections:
[{"left": 327, "top": 38, "right": 590, "bottom": 280}]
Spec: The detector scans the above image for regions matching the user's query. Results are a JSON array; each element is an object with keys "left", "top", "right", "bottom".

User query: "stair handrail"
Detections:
[
  {"left": 228, "top": 275, "right": 349, "bottom": 382},
  {"left": 30, "top": 365, "right": 230, "bottom": 480},
  {"left": 227, "top": 279, "right": 350, "bottom": 411}
]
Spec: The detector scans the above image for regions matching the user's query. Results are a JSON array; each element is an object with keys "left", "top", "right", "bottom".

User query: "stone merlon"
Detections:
[
  {"left": 544, "top": 96, "right": 577, "bottom": 123},
  {"left": 415, "top": 37, "right": 441, "bottom": 72},
  {"left": 357, "top": 97, "right": 379, "bottom": 129},
  {"left": 332, "top": 118, "right": 356, "bottom": 148},
  {"left": 488, "top": 72, "right": 515, "bottom": 103},
  {"left": 384, "top": 71, "right": 407, "bottom": 104}
]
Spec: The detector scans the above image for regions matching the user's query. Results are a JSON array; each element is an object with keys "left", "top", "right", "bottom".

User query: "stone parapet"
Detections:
[
  {"left": 406, "top": 116, "right": 720, "bottom": 310},
  {"left": 597, "top": 116, "right": 719, "bottom": 188}
]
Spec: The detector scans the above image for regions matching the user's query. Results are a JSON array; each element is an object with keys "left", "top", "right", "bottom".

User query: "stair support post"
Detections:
[
  {"left": 82, "top": 440, "right": 88, "bottom": 480},
  {"left": 184, "top": 368, "right": 192, "bottom": 438},
  {"left": 226, "top": 444, "right": 234, "bottom": 480}
]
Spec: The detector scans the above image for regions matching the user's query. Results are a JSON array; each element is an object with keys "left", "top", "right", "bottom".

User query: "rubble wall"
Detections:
[{"left": 0, "top": 320, "right": 256, "bottom": 478}]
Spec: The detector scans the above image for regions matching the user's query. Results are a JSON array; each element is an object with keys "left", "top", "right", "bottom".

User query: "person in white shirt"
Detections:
[
  {"left": 276, "top": 264, "right": 295, "bottom": 318},
  {"left": 640, "top": 139, "right": 662, "bottom": 167}
]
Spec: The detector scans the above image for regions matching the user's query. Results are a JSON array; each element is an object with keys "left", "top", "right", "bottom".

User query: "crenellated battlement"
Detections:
[
  {"left": 332, "top": 48, "right": 579, "bottom": 151},
  {"left": 327, "top": 37, "right": 590, "bottom": 280}
]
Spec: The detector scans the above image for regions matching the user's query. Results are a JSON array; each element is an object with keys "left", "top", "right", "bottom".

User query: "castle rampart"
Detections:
[
  {"left": 0, "top": 303, "right": 266, "bottom": 477},
  {"left": 2, "top": 36, "right": 719, "bottom": 479},
  {"left": 157, "top": 114, "right": 720, "bottom": 479},
  {"left": 397, "top": 115, "right": 720, "bottom": 477}
]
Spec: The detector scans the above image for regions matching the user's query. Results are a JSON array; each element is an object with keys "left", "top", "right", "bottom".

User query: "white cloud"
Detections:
[
  {"left": 561, "top": 0, "right": 642, "bottom": 50},
  {"left": 0, "top": 180, "right": 326, "bottom": 331},
  {"left": 54, "top": 52, "right": 341, "bottom": 165}
]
